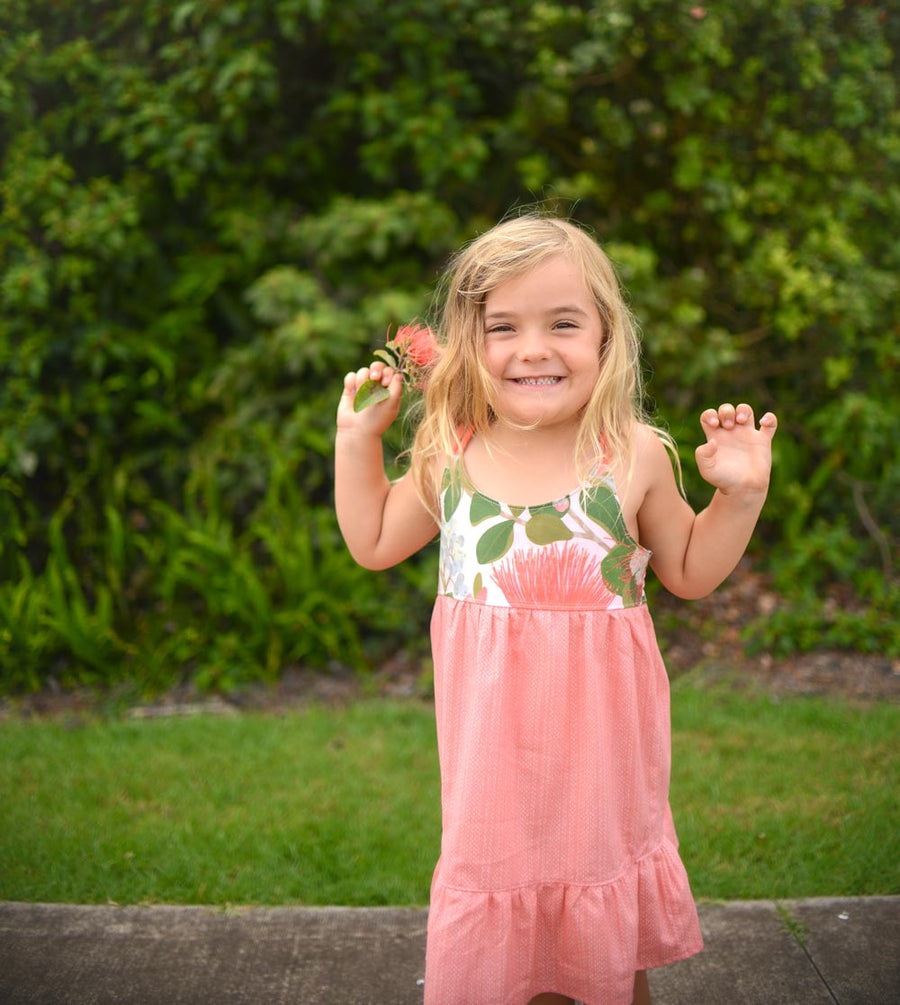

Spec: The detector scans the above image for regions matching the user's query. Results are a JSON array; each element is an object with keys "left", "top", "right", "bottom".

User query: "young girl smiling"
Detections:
[{"left": 335, "top": 215, "right": 777, "bottom": 1005}]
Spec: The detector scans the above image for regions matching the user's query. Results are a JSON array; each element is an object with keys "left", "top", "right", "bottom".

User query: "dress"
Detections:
[{"left": 424, "top": 455, "right": 703, "bottom": 1005}]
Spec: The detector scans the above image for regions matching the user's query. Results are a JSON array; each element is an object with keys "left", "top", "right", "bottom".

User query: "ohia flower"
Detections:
[
  {"left": 353, "top": 321, "right": 439, "bottom": 411},
  {"left": 392, "top": 322, "right": 438, "bottom": 371}
]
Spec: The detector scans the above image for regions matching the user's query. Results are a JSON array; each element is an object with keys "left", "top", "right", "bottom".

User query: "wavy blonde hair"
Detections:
[{"left": 409, "top": 214, "right": 661, "bottom": 509}]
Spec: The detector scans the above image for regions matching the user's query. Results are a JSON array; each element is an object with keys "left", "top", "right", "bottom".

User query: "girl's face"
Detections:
[{"left": 482, "top": 255, "right": 604, "bottom": 433}]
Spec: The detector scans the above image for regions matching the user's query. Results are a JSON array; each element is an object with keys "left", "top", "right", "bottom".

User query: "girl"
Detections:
[{"left": 335, "top": 215, "right": 777, "bottom": 1005}]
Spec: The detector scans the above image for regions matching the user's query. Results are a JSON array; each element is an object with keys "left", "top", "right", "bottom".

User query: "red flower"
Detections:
[
  {"left": 391, "top": 322, "right": 438, "bottom": 369},
  {"left": 353, "top": 319, "right": 439, "bottom": 412}
]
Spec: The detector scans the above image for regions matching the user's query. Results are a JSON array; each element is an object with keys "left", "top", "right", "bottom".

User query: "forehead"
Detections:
[{"left": 483, "top": 255, "right": 594, "bottom": 314}]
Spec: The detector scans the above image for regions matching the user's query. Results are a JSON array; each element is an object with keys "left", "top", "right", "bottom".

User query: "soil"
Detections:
[
  {"left": 650, "top": 564, "right": 899, "bottom": 704},
  {"left": 3, "top": 565, "right": 897, "bottom": 721}
]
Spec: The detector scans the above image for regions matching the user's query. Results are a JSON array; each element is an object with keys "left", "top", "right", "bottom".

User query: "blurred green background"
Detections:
[{"left": 1, "top": 0, "right": 897, "bottom": 695}]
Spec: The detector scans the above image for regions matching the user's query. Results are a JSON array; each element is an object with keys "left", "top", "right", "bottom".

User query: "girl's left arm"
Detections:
[{"left": 637, "top": 403, "right": 777, "bottom": 599}]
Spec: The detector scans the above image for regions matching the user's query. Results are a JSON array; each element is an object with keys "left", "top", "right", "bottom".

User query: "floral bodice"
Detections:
[{"left": 438, "top": 458, "right": 651, "bottom": 610}]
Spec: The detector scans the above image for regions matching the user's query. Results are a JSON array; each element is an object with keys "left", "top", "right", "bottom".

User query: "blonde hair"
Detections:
[{"left": 410, "top": 213, "right": 660, "bottom": 509}]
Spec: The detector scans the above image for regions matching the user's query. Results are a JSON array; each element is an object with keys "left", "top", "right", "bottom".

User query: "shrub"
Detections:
[{"left": 1, "top": 0, "right": 897, "bottom": 691}]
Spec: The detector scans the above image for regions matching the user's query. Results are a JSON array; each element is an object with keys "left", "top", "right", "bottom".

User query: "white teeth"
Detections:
[{"left": 514, "top": 377, "right": 562, "bottom": 385}]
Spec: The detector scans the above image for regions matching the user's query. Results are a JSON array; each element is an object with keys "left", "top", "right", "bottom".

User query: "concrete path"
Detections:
[{"left": 1, "top": 897, "right": 897, "bottom": 1004}]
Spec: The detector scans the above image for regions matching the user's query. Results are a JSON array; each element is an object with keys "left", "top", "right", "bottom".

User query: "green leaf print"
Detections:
[
  {"left": 470, "top": 493, "right": 502, "bottom": 524},
  {"left": 525, "top": 512, "right": 574, "bottom": 546},
  {"left": 601, "top": 543, "right": 642, "bottom": 606},
  {"left": 579, "top": 484, "right": 627, "bottom": 540},
  {"left": 442, "top": 468, "right": 462, "bottom": 522},
  {"left": 476, "top": 520, "right": 516, "bottom": 564}
]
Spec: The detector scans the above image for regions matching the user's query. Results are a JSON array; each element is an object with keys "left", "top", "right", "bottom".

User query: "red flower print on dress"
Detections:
[{"left": 491, "top": 542, "right": 616, "bottom": 609}]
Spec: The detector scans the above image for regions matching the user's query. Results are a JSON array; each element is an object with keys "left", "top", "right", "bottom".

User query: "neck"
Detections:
[
  {"left": 486, "top": 417, "right": 581, "bottom": 457},
  {"left": 464, "top": 420, "right": 585, "bottom": 505}
]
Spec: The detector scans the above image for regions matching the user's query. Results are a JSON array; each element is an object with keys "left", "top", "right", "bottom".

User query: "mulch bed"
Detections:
[{"left": 3, "top": 565, "right": 897, "bottom": 720}]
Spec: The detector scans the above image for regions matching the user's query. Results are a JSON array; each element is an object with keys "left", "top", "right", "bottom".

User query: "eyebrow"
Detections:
[{"left": 484, "top": 305, "right": 591, "bottom": 321}]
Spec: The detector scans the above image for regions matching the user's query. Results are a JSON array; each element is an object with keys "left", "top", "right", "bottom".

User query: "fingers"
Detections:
[
  {"left": 701, "top": 402, "right": 750, "bottom": 431},
  {"left": 342, "top": 363, "right": 399, "bottom": 396},
  {"left": 701, "top": 403, "right": 778, "bottom": 436},
  {"left": 346, "top": 363, "right": 398, "bottom": 389},
  {"left": 759, "top": 411, "right": 778, "bottom": 439},
  {"left": 695, "top": 402, "right": 777, "bottom": 495},
  {"left": 337, "top": 363, "right": 404, "bottom": 434}
]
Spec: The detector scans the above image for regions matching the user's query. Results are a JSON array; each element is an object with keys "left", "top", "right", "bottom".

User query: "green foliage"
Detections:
[{"left": 1, "top": 0, "right": 897, "bottom": 692}]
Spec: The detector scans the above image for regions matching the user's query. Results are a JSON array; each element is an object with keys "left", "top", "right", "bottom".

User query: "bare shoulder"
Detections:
[
  {"left": 416, "top": 451, "right": 446, "bottom": 515},
  {"left": 632, "top": 421, "right": 698, "bottom": 559},
  {"left": 608, "top": 423, "right": 676, "bottom": 542},
  {"left": 631, "top": 422, "right": 677, "bottom": 487}
]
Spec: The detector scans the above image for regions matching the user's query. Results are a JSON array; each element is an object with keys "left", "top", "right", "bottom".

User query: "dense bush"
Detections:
[{"left": 1, "top": 0, "right": 897, "bottom": 692}]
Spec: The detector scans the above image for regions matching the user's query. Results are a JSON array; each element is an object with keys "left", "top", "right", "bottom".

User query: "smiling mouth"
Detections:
[{"left": 512, "top": 376, "right": 563, "bottom": 386}]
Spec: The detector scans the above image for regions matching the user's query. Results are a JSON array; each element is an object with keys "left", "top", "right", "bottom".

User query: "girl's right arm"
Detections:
[{"left": 334, "top": 361, "right": 439, "bottom": 570}]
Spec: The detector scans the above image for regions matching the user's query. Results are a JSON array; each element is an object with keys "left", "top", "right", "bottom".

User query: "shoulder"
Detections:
[
  {"left": 410, "top": 445, "right": 453, "bottom": 514},
  {"left": 631, "top": 422, "right": 693, "bottom": 551},
  {"left": 624, "top": 423, "right": 683, "bottom": 521},
  {"left": 630, "top": 422, "right": 676, "bottom": 481},
  {"left": 602, "top": 423, "right": 675, "bottom": 540},
  {"left": 633, "top": 421, "right": 672, "bottom": 451}
]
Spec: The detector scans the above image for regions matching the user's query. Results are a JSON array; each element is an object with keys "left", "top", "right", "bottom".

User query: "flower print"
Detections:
[
  {"left": 440, "top": 525, "right": 468, "bottom": 595},
  {"left": 491, "top": 542, "right": 616, "bottom": 609},
  {"left": 629, "top": 548, "right": 649, "bottom": 590},
  {"left": 600, "top": 542, "right": 648, "bottom": 606}
]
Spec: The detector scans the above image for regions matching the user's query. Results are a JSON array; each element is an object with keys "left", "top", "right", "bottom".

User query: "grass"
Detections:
[
  {"left": 0, "top": 684, "right": 897, "bottom": 906},
  {"left": 0, "top": 702, "right": 441, "bottom": 906},
  {"left": 669, "top": 678, "right": 900, "bottom": 900}
]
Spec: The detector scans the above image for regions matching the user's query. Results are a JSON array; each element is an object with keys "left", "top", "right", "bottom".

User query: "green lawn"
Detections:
[
  {"left": 670, "top": 680, "right": 900, "bottom": 899},
  {"left": 1, "top": 684, "right": 897, "bottom": 905}
]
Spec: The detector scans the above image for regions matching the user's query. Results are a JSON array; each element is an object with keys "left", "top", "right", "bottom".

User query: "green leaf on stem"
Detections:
[
  {"left": 374, "top": 347, "right": 401, "bottom": 367},
  {"left": 352, "top": 379, "right": 391, "bottom": 412}
]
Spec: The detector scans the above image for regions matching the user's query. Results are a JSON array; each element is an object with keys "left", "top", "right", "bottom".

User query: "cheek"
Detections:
[
  {"left": 482, "top": 342, "right": 505, "bottom": 376},
  {"left": 567, "top": 347, "right": 602, "bottom": 379}
]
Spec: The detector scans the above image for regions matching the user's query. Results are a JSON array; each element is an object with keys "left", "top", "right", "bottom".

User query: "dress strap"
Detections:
[{"left": 453, "top": 426, "right": 474, "bottom": 456}]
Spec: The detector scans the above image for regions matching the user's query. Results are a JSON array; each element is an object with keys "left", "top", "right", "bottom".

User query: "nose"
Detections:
[{"left": 516, "top": 328, "right": 552, "bottom": 361}]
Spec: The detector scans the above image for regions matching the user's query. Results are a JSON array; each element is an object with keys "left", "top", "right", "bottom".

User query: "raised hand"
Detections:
[
  {"left": 695, "top": 403, "right": 777, "bottom": 496},
  {"left": 336, "top": 361, "right": 403, "bottom": 437}
]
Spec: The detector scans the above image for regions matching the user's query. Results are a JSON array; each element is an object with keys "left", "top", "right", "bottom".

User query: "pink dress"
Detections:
[{"left": 424, "top": 457, "right": 703, "bottom": 1005}]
